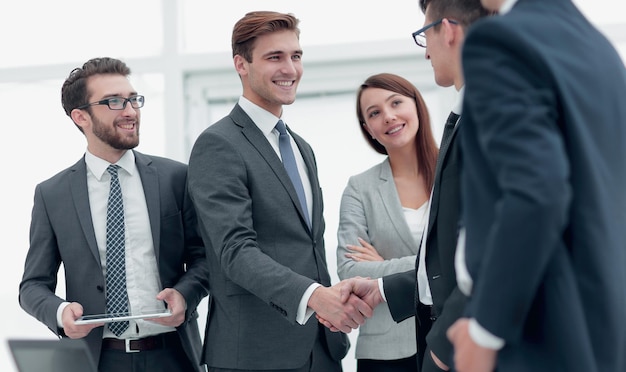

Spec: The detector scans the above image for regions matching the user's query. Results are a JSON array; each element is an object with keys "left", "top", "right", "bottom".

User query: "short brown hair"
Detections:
[
  {"left": 356, "top": 73, "right": 439, "bottom": 191},
  {"left": 61, "top": 57, "right": 131, "bottom": 117},
  {"left": 231, "top": 11, "right": 300, "bottom": 62},
  {"left": 420, "top": 0, "right": 491, "bottom": 30}
]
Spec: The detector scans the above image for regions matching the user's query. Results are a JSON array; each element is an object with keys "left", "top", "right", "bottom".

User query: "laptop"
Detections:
[{"left": 7, "top": 338, "right": 97, "bottom": 372}]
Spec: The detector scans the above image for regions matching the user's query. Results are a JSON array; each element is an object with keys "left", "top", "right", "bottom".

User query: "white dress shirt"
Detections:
[{"left": 57, "top": 150, "right": 173, "bottom": 338}]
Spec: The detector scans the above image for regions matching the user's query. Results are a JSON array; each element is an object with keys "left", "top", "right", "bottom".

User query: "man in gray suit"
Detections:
[
  {"left": 19, "top": 57, "right": 209, "bottom": 372},
  {"left": 187, "top": 11, "right": 371, "bottom": 372}
]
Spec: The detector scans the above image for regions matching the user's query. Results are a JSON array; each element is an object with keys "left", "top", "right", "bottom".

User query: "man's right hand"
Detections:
[
  {"left": 316, "top": 277, "right": 383, "bottom": 332},
  {"left": 62, "top": 302, "right": 103, "bottom": 339}
]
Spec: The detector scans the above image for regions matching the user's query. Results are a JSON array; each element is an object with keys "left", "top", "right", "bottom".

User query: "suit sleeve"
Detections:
[
  {"left": 172, "top": 171, "right": 210, "bottom": 318},
  {"left": 382, "top": 270, "right": 417, "bottom": 323},
  {"left": 461, "top": 21, "right": 570, "bottom": 341},
  {"left": 19, "top": 185, "right": 66, "bottom": 336}
]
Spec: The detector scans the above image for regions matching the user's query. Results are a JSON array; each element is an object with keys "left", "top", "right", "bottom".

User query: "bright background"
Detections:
[{"left": 1, "top": 1, "right": 624, "bottom": 370}]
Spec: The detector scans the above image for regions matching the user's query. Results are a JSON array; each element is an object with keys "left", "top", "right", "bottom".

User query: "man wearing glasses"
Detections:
[
  {"left": 19, "top": 57, "right": 209, "bottom": 372},
  {"left": 319, "top": 1, "right": 491, "bottom": 371},
  {"left": 384, "top": 1, "right": 490, "bottom": 371}
]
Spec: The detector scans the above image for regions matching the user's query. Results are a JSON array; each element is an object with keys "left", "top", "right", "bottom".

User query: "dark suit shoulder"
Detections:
[{"left": 134, "top": 151, "right": 188, "bottom": 175}]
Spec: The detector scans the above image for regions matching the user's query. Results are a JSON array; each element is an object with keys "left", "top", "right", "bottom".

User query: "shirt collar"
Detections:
[
  {"left": 238, "top": 96, "right": 282, "bottom": 136},
  {"left": 453, "top": 86, "right": 465, "bottom": 116},
  {"left": 499, "top": 0, "right": 518, "bottom": 15},
  {"left": 85, "top": 149, "right": 136, "bottom": 181}
]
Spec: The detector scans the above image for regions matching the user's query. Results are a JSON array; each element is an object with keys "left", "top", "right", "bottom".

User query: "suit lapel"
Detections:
[
  {"left": 69, "top": 157, "right": 101, "bottom": 264},
  {"left": 231, "top": 106, "right": 312, "bottom": 233},
  {"left": 427, "top": 120, "right": 461, "bottom": 236},
  {"left": 134, "top": 151, "right": 161, "bottom": 259},
  {"left": 377, "top": 160, "right": 420, "bottom": 250}
]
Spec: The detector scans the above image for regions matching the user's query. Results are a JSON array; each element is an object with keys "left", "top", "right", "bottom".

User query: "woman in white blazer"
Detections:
[{"left": 337, "top": 73, "right": 438, "bottom": 372}]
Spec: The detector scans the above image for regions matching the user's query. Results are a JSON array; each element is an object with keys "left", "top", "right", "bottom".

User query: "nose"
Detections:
[
  {"left": 384, "top": 110, "right": 396, "bottom": 123},
  {"left": 281, "top": 59, "right": 298, "bottom": 75},
  {"left": 121, "top": 101, "right": 138, "bottom": 116}
]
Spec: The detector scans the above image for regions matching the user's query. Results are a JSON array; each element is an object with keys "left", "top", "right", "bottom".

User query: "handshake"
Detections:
[{"left": 309, "top": 277, "right": 384, "bottom": 333}]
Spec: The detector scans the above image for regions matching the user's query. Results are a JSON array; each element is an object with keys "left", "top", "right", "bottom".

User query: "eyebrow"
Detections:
[
  {"left": 365, "top": 93, "right": 402, "bottom": 112},
  {"left": 262, "top": 49, "right": 303, "bottom": 57},
  {"left": 98, "top": 92, "right": 139, "bottom": 99}
]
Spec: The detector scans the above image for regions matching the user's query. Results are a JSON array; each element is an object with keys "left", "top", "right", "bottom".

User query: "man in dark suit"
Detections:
[
  {"left": 447, "top": 0, "right": 626, "bottom": 371},
  {"left": 187, "top": 11, "right": 370, "bottom": 372},
  {"left": 19, "top": 57, "right": 210, "bottom": 372},
  {"left": 319, "top": 1, "right": 490, "bottom": 371},
  {"left": 383, "top": 2, "right": 490, "bottom": 371}
]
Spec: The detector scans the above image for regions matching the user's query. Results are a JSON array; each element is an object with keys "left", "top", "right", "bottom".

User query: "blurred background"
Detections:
[{"left": 1, "top": 1, "right": 624, "bottom": 370}]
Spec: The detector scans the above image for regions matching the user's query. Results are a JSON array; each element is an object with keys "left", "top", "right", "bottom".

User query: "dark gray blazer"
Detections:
[
  {"left": 460, "top": 0, "right": 626, "bottom": 370},
  {"left": 188, "top": 104, "right": 349, "bottom": 370},
  {"left": 19, "top": 151, "right": 209, "bottom": 372},
  {"left": 384, "top": 115, "right": 467, "bottom": 369}
]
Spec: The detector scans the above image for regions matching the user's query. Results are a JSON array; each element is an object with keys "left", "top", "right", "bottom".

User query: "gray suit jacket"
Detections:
[
  {"left": 336, "top": 158, "right": 418, "bottom": 360},
  {"left": 19, "top": 151, "right": 209, "bottom": 372},
  {"left": 188, "top": 104, "right": 349, "bottom": 370}
]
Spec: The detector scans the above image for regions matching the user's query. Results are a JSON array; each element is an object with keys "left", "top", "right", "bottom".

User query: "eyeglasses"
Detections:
[
  {"left": 76, "top": 95, "right": 145, "bottom": 110},
  {"left": 412, "top": 19, "right": 459, "bottom": 48}
]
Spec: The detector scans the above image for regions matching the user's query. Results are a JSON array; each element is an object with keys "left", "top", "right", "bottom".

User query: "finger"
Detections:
[
  {"left": 346, "top": 244, "right": 366, "bottom": 253},
  {"left": 357, "top": 237, "right": 373, "bottom": 248},
  {"left": 156, "top": 288, "right": 172, "bottom": 302},
  {"left": 348, "top": 294, "right": 372, "bottom": 319}
]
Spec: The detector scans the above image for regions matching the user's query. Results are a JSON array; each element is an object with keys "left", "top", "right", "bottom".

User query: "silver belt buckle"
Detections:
[{"left": 125, "top": 337, "right": 140, "bottom": 353}]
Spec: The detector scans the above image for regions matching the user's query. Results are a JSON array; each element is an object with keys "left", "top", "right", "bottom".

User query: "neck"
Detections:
[{"left": 388, "top": 147, "right": 419, "bottom": 177}]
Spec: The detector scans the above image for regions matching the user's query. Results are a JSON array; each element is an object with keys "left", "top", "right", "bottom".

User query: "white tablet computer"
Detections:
[{"left": 74, "top": 309, "right": 171, "bottom": 325}]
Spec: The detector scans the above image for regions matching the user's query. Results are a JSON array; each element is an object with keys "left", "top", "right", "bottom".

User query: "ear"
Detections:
[
  {"left": 70, "top": 108, "right": 90, "bottom": 131},
  {"left": 233, "top": 55, "right": 248, "bottom": 77},
  {"left": 442, "top": 18, "right": 463, "bottom": 46}
]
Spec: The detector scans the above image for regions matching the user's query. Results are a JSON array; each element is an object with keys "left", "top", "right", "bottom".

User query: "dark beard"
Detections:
[{"left": 92, "top": 115, "right": 139, "bottom": 150}]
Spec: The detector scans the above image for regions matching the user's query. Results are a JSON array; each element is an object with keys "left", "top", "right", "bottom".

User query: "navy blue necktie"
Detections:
[
  {"left": 275, "top": 120, "right": 311, "bottom": 228},
  {"left": 105, "top": 165, "right": 130, "bottom": 336}
]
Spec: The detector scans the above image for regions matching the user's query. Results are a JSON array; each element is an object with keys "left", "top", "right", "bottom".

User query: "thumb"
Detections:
[
  {"left": 339, "top": 280, "right": 353, "bottom": 303},
  {"left": 156, "top": 288, "right": 171, "bottom": 302}
]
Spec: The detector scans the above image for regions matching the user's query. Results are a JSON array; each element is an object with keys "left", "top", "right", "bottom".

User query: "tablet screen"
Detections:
[{"left": 75, "top": 309, "right": 171, "bottom": 325}]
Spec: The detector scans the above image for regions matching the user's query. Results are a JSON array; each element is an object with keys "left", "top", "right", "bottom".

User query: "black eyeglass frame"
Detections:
[
  {"left": 76, "top": 95, "right": 145, "bottom": 111},
  {"left": 412, "top": 18, "right": 459, "bottom": 48}
]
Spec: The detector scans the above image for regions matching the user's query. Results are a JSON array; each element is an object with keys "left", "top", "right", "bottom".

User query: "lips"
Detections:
[
  {"left": 275, "top": 80, "right": 294, "bottom": 87},
  {"left": 117, "top": 121, "right": 136, "bottom": 130},
  {"left": 386, "top": 124, "right": 405, "bottom": 135}
]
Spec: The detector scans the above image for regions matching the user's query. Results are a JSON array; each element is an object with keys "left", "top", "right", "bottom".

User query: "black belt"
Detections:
[{"left": 102, "top": 332, "right": 178, "bottom": 353}]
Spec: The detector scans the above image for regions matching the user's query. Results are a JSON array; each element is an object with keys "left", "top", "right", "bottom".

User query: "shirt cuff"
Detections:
[
  {"left": 57, "top": 302, "right": 70, "bottom": 328},
  {"left": 378, "top": 278, "right": 387, "bottom": 302},
  {"left": 296, "top": 283, "right": 322, "bottom": 325},
  {"left": 469, "top": 318, "right": 505, "bottom": 350}
]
